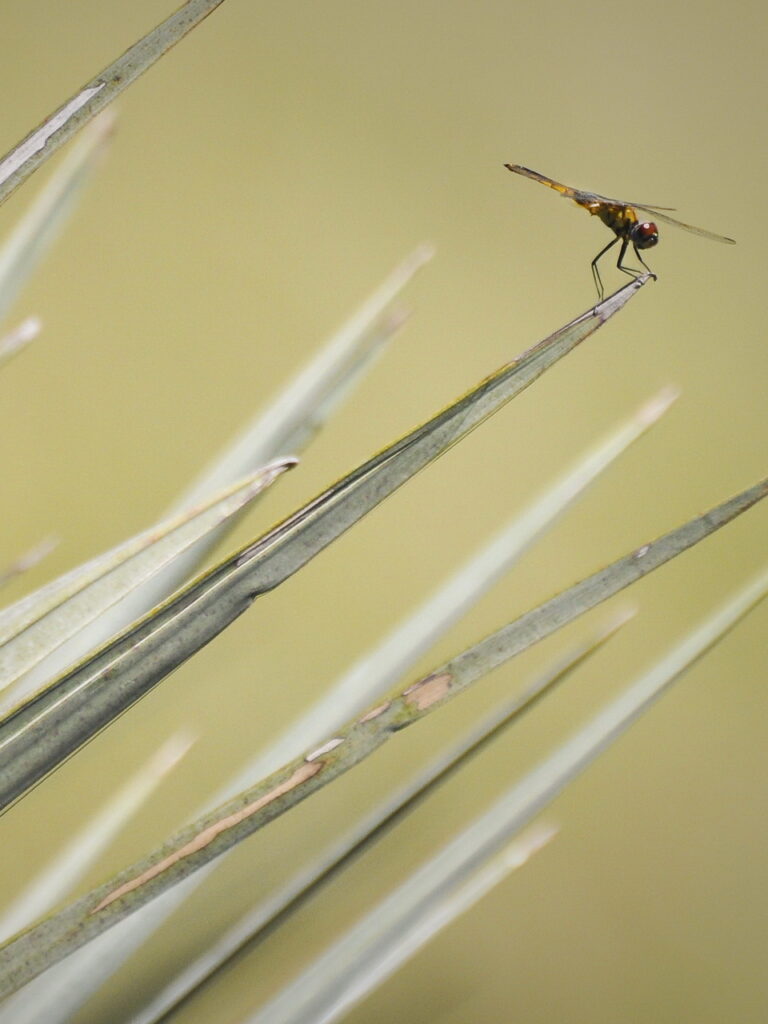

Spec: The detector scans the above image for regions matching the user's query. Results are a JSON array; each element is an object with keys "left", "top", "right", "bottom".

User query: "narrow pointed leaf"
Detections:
[
  {"left": 0, "top": 0, "right": 229, "bottom": 207},
  {"left": 239, "top": 388, "right": 675, "bottom": 784},
  {"left": 170, "top": 245, "right": 432, "bottom": 514},
  {"left": 245, "top": 573, "right": 768, "bottom": 1024},
  {"left": 0, "top": 277, "right": 646, "bottom": 812},
  {"left": 0, "top": 459, "right": 297, "bottom": 706},
  {"left": 247, "top": 826, "right": 558, "bottom": 1024},
  {"left": 0, "top": 536, "right": 57, "bottom": 591},
  {"left": 0, "top": 318, "right": 41, "bottom": 368},
  {"left": 67, "top": 250, "right": 427, "bottom": 684},
  {"left": 0, "top": 253, "right": 427, "bottom": 1015},
  {"left": 100, "top": 393, "right": 669, "bottom": 1003},
  {"left": 0, "top": 733, "right": 193, "bottom": 943},
  {"left": 115, "top": 392, "right": 666, "bottom": 1002},
  {"left": 0, "top": 479, "right": 762, "bottom": 997},
  {"left": 0, "top": 113, "right": 113, "bottom": 327},
  {"left": 96, "top": 387, "right": 671, "bottom": 1003},
  {"left": 128, "top": 619, "right": 626, "bottom": 1024}
]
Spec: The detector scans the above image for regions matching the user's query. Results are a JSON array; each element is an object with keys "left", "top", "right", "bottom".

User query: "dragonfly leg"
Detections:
[
  {"left": 590, "top": 235, "right": 619, "bottom": 301},
  {"left": 631, "top": 242, "right": 658, "bottom": 282},
  {"left": 616, "top": 238, "right": 652, "bottom": 282}
]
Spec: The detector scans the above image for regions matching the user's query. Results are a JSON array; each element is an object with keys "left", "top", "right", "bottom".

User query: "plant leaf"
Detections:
[
  {"left": 0, "top": 318, "right": 41, "bottom": 369},
  {"left": 0, "top": 112, "right": 113, "bottom": 327},
  {"left": 47, "top": 248, "right": 429, "bottom": 687},
  {"left": 50, "top": 388, "right": 670, "bottom": 1018},
  {"left": 236, "top": 388, "right": 675, "bottom": 784},
  {"left": 0, "top": 0, "right": 229, "bottom": 207},
  {"left": 0, "top": 536, "right": 57, "bottom": 591},
  {"left": 127, "top": 619, "right": 625, "bottom": 1024},
  {"left": 170, "top": 245, "right": 432, "bottom": 515},
  {"left": 13, "top": 375, "right": 657, "bottom": 1022},
  {"left": 0, "top": 477, "right": 762, "bottom": 998},
  {"left": 243, "top": 572, "right": 768, "bottom": 1024},
  {"left": 0, "top": 733, "right": 193, "bottom": 943},
  {"left": 247, "top": 826, "right": 558, "bottom": 1024},
  {"left": 0, "top": 460, "right": 296, "bottom": 707},
  {"left": 0, "top": 277, "right": 646, "bottom": 812}
]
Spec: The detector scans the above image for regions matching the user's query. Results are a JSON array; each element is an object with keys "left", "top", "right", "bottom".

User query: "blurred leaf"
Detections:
[
  {"left": 0, "top": 112, "right": 113, "bottom": 327},
  {"left": 0, "top": 252, "right": 433, "bottom": 1022},
  {"left": 244, "top": 571, "right": 768, "bottom": 1024},
  {"left": 247, "top": 825, "right": 558, "bottom": 1024},
  {"left": 0, "top": 0, "right": 229, "bottom": 206},
  {"left": 0, "top": 536, "right": 57, "bottom": 591},
  {"left": 99, "top": 391, "right": 670, "bottom": 1011},
  {"left": 0, "top": 732, "right": 193, "bottom": 943},
  {"left": 238, "top": 388, "right": 675, "bottom": 784},
  {"left": 170, "top": 245, "right": 432, "bottom": 514},
  {"left": 0, "top": 318, "right": 41, "bottom": 369},
  {"left": 128, "top": 618, "right": 626, "bottom": 1024},
  {"left": 0, "top": 459, "right": 297, "bottom": 709},
  {"left": 56, "top": 249, "right": 429, "bottom": 683},
  {"left": 0, "top": 276, "right": 646, "bottom": 812},
  {"left": 0, "top": 477, "right": 763, "bottom": 998}
]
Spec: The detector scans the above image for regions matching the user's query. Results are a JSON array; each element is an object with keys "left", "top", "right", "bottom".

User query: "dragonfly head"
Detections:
[{"left": 632, "top": 221, "right": 659, "bottom": 250}]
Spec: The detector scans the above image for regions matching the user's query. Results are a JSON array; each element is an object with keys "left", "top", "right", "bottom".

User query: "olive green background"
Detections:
[{"left": 1, "top": 2, "right": 766, "bottom": 1022}]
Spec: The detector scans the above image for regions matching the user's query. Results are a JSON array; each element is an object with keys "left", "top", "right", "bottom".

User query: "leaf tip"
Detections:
[
  {"left": 638, "top": 385, "right": 680, "bottom": 426},
  {"left": 607, "top": 605, "right": 637, "bottom": 631},
  {"left": 412, "top": 242, "right": 436, "bottom": 266},
  {"left": 594, "top": 273, "right": 652, "bottom": 321}
]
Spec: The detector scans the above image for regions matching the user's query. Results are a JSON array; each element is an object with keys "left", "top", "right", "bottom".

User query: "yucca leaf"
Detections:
[
  {"left": 4, "top": 622, "right": 620, "bottom": 1024},
  {"left": 59, "top": 249, "right": 428, "bottom": 680},
  {"left": 0, "top": 459, "right": 297, "bottom": 707},
  {"left": 0, "top": 536, "right": 57, "bottom": 592},
  {"left": 247, "top": 825, "right": 558, "bottom": 1024},
  {"left": 129, "top": 619, "right": 626, "bottom": 1024},
  {"left": 0, "top": 276, "right": 646, "bottom": 812},
  {"left": 238, "top": 388, "right": 674, "bottom": 785},
  {"left": 0, "top": 0, "right": 229, "bottom": 207},
  {"left": 170, "top": 245, "right": 432, "bottom": 515},
  {"left": 0, "top": 472, "right": 762, "bottom": 998},
  {"left": 0, "top": 733, "right": 193, "bottom": 943},
  {"left": 27, "top": 376, "right": 660, "bottom": 1022},
  {"left": 0, "top": 112, "right": 113, "bottom": 327},
  {"left": 0, "top": 318, "right": 41, "bottom": 369},
  {"left": 0, "top": 255, "right": 429, "bottom": 1019},
  {"left": 245, "top": 572, "right": 768, "bottom": 1024}
]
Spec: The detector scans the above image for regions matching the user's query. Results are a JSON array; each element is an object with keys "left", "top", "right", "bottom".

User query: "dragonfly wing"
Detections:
[
  {"left": 621, "top": 201, "right": 677, "bottom": 211},
  {"left": 506, "top": 167, "right": 678, "bottom": 209},
  {"left": 635, "top": 206, "right": 736, "bottom": 243},
  {"left": 505, "top": 164, "right": 580, "bottom": 198},
  {"left": 504, "top": 165, "right": 734, "bottom": 242}
]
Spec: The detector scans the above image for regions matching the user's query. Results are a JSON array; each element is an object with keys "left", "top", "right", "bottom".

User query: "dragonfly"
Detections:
[{"left": 505, "top": 163, "right": 735, "bottom": 300}]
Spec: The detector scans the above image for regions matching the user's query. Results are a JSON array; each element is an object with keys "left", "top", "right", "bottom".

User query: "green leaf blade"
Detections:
[
  {"left": 0, "top": 280, "right": 645, "bottom": 812},
  {"left": 0, "top": 480, "right": 762, "bottom": 999},
  {"left": 0, "top": 1, "right": 229, "bottom": 207}
]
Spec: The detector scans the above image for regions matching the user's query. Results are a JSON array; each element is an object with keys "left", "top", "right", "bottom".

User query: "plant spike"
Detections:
[
  {"left": 0, "top": 0, "right": 229, "bottom": 207},
  {"left": 0, "top": 480, "right": 763, "bottom": 998},
  {"left": 0, "top": 276, "right": 647, "bottom": 812},
  {"left": 126, "top": 619, "right": 625, "bottom": 1024}
]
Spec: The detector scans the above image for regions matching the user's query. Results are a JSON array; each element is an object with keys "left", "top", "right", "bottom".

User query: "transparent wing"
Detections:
[
  {"left": 504, "top": 164, "right": 581, "bottom": 198},
  {"left": 505, "top": 164, "right": 734, "bottom": 242},
  {"left": 635, "top": 206, "right": 736, "bottom": 243},
  {"left": 505, "top": 165, "right": 677, "bottom": 211}
]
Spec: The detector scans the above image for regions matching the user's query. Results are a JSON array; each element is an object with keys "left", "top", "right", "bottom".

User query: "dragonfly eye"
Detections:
[{"left": 633, "top": 221, "right": 659, "bottom": 249}]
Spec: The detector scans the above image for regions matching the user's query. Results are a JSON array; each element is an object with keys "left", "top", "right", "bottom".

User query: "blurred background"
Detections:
[{"left": 0, "top": 1, "right": 766, "bottom": 1021}]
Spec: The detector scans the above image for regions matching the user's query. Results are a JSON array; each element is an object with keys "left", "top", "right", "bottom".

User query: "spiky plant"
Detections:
[{"left": 0, "top": 4, "right": 764, "bottom": 1024}]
